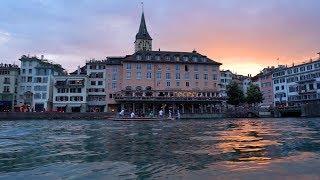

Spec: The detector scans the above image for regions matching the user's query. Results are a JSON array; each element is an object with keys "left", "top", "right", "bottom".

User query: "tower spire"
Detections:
[
  {"left": 134, "top": 2, "right": 152, "bottom": 52},
  {"left": 135, "top": 5, "right": 152, "bottom": 41}
]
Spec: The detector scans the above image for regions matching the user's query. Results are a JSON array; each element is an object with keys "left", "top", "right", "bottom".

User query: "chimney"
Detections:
[
  {"left": 77, "top": 66, "right": 81, "bottom": 75},
  {"left": 158, "top": 48, "right": 161, "bottom": 51},
  {"left": 41, "top": 55, "right": 44, "bottom": 60}
]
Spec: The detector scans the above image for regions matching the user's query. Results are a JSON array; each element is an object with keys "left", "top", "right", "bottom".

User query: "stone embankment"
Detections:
[{"left": 0, "top": 112, "right": 114, "bottom": 120}]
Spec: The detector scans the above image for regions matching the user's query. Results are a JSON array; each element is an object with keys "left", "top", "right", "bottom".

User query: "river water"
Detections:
[{"left": 0, "top": 118, "right": 319, "bottom": 179}]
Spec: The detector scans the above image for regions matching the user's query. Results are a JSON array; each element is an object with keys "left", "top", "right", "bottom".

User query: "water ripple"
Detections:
[{"left": 0, "top": 118, "right": 319, "bottom": 179}]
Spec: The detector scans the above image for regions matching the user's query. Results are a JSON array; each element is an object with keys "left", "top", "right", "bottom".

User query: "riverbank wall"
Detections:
[
  {"left": 0, "top": 112, "right": 114, "bottom": 120},
  {"left": 301, "top": 103, "right": 320, "bottom": 117}
]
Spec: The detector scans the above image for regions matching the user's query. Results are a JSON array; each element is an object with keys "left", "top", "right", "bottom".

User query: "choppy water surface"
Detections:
[{"left": 0, "top": 118, "right": 320, "bottom": 179}]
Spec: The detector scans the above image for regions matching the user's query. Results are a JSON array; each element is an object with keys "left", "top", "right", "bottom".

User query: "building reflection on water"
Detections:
[{"left": 214, "top": 120, "right": 282, "bottom": 163}]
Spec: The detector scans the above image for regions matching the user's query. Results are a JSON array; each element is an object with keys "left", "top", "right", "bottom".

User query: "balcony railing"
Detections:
[
  {"left": 114, "top": 90, "right": 224, "bottom": 102},
  {"left": 55, "top": 80, "right": 85, "bottom": 87}
]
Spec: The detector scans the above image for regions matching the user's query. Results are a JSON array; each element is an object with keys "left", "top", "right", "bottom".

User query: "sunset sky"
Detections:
[{"left": 0, "top": 0, "right": 319, "bottom": 75}]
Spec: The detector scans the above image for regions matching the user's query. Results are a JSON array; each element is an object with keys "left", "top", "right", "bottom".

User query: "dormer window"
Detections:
[
  {"left": 175, "top": 56, "right": 180, "bottom": 61},
  {"left": 136, "top": 55, "right": 142, "bottom": 60},
  {"left": 193, "top": 57, "right": 198, "bottom": 62},
  {"left": 183, "top": 56, "right": 189, "bottom": 62},
  {"left": 146, "top": 55, "right": 151, "bottom": 60},
  {"left": 202, "top": 57, "right": 207, "bottom": 62},
  {"left": 155, "top": 55, "right": 160, "bottom": 61},
  {"left": 165, "top": 55, "right": 170, "bottom": 61}
]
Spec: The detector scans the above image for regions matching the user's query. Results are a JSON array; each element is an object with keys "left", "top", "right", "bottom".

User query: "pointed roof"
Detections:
[{"left": 136, "top": 12, "right": 152, "bottom": 40}]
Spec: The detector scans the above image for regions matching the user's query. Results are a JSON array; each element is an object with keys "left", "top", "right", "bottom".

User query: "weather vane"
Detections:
[{"left": 141, "top": 1, "right": 144, "bottom": 12}]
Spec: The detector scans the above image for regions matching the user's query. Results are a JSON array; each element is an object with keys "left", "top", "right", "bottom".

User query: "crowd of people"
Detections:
[{"left": 118, "top": 109, "right": 181, "bottom": 119}]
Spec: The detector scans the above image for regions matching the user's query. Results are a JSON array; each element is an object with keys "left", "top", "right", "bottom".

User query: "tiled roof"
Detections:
[{"left": 123, "top": 50, "right": 222, "bottom": 65}]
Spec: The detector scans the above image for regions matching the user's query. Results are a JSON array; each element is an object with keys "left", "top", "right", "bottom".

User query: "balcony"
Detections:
[
  {"left": 55, "top": 80, "right": 85, "bottom": 87},
  {"left": 114, "top": 90, "right": 224, "bottom": 103}
]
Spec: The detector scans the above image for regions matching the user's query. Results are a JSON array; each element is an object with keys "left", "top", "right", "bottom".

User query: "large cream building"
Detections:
[{"left": 85, "top": 11, "right": 223, "bottom": 115}]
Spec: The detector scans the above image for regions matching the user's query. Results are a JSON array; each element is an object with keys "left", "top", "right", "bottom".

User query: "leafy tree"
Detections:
[
  {"left": 246, "top": 84, "right": 264, "bottom": 105},
  {"left": 226, "top": 81, "right": 245, "bottom": 106}
]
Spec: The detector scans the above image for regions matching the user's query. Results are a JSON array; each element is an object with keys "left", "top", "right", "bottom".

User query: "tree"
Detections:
[
  {"left": 246, "top": 84, "right": 264, "bottom": 105},
  {"left": 226, "top": 81, "right": 245, "bottom": 106}
]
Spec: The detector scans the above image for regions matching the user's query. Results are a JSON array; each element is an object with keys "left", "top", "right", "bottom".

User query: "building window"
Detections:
[
  {"left": 112, "top": 83, "right": 117, "bottom": 90},
  {"left": 281, "top": 85, "right": 284, "bottom": 90},
  {"left": 185, "top": 65, "right": 189, "bottom": 72},
  {"left": 276, "top": 86, "right": 279, "bottom": 91},
  {"left": 137, "top": 72, "right": 142, "bottom": 79},
  {"left": 192, "top": 57, "right": 198, "bottom": 62},
  {"left": 4, "top": 78, "right": 10, "bottom": 84},
  {"left": 212, "top": 74, "right": 217, "bottom": 80},
  {"left": 183, "top": 56, "right": 189, "bottom": 62},
  {"left": 309, "top": 84, "right": 314, "bottom": 90},
  {"left": 175, "top": 64, "right": 180, "bottom": 71},
  {"left": 136, "top": 64, "right": 142, "bottom": 70},
  {"left": 186, "top": 82, "right": 190, "bottom": 87},
  {"left": 146, "top": 72, "right": 152, "bottom": 79},
  {"left": 35, "top": 77, "right": 42, "bottom": 83},
  {"left": 91, "top": 81, "right": 96, "bottom": 85},
  {"left": 166, "top": 81, "right": 171, "bottom": 87},
  {"left": 166, "top": 73, "right": 171, "bottom": 80},
  {"left": 166, "top": 65, "right": 170, "bottom": 71},
  {"left": 307, "top": 65, "right": 312, "bottom": 70},
  {"left": 42, "top": 93, "right": 47, "bottom": 99},
  {"left": 3, "top": 86, "right": 10, "bottom": 93},
  {"left": 29, "top": 69, "right": 32, "bottom": 74},
  {"left": 156, "top": 72, "right": 161, "bottom": 79},
  {"left": 155, "top": 55, "right": 160, "bottom": 61},
  {"left": 98, "top": 81, "right": 103, "bottom": 86},
  {"left": 147, "top": 64, "right": 152, "bottom": 70},
  {"left": 176, "top": 81, "right": 180, "bottom": 86},
  {"left": 27, "top": 77, "right": 32, "bottom": 82},
  {"left": 204, "top": 74, "right": 208, "bottom": 80},
  {"left": 194, "top": 65, "right": 199, "bottom": 72},
  {"left": 175, "top": 73, "right": 180, "bottom": 80},
  {"left": 185, "top": 72, "right": 190, "bottom": 80},
  {"left": 146, "top": 55, "right": 151, "bottom": 60},
  {"left": 136, "top": 55, "right": 142, "bottom": 60},
  {"left": 34, "top": 93, "right": 42, "bottom": 99},
  {"left": 126, "top": 64, "right": 131, "bottom": 70},
  {"left": 165, "top": 56, "right": 170, "bottom": 61},
  {"left": 195, "top": 74, "right": 199, "bottom": 80},
  {"left": 126, "top": 71, "right": 131, "bottom": 79}
]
